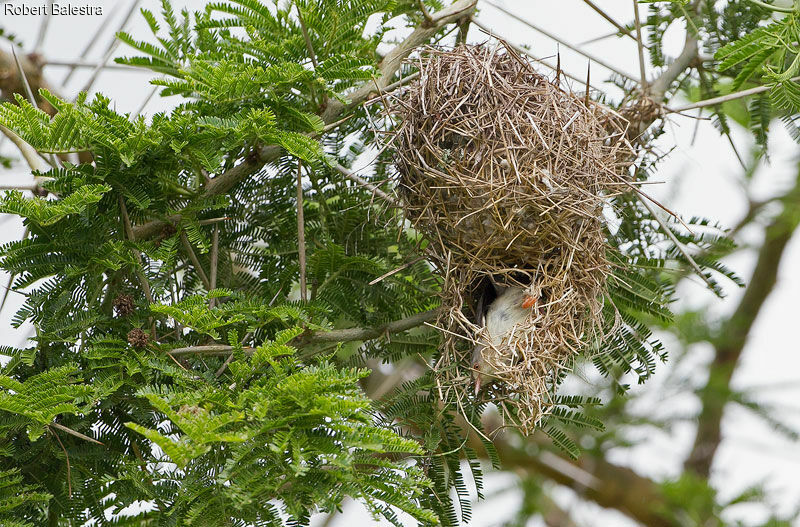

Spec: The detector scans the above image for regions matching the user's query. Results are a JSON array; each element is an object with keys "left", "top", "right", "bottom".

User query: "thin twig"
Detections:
[
  {"left": 214, "top": 353, "right": 235, "bottom": 378},
  {"left": 295, "top": 4, "right": 318, "bottom": 69},
  {"left": 321, "top": 114, "right": 354, "bottom": 132},
  {"left": 581, "top": 0, "right": 645, "bottom": 46},
  {"left": 483, "top": 0, "right": 638, "bottom": 82},
  {"left": 470, "top": 18, "right": 604, "bottom": 91},
  {"left": 170, "top": 308, "right": 440, "bottom": 356},
  {"left": 668, "top": 76, "right": 800, "bottom": 113},
  {"left": 33, "top": 1, "right": 55, "bottom": 53},
  {"left": 51, "top": 60, "right": 135, "bottom": 71},
  {"left": 297, "top": 160, "right": 307, "bottom": 302},
  {"left": 0, "top": 226, "right": 27, "bottom": 317},
  {"left": 335, "top": 163, "right": 397, "bottom": 205},
  {"left": 0, "top": 182, "right": 39, "bottom": 191},
  {"left": 11, "top": 47, "right": 61, "bottom": 169},
  {"left": 60, "top": 1, "right": 123, "bottom": 86},
  {"left": 363, "top": 71, "right": 421, "bottom": 106},
  {"left": 578, "top": 29, "right": 625, "bottom": 47},
  {"left": 198, "top": 216, "right": 231, "bottom": 226},
  {"left": 632, "top": 0, "right": 648, "bottom": 94},
  {"left": 119, "top": 195, "right": 155, "bottom": 305},
  {"left": 638, "top": 196, "right": 715, "bottom": 290},
  {"left": 170, "top": 345, "right": 255, "bottom": 356},
  {"left": 131, "top": 85, "right": 158, "bottom": 120},
  {"left": 369, "top": 256, "right": 425, "bottom": 285},
  {"left": 51, "top": 427, "right": 72, "bottom": 498},
  {"left": 179, "top": 231, "right": 212, "bottom": 290},
  {"left": 50, "top": 422, "right": 104, "bottom": 445},
  {"left": 209, "top": 224, "right": 219, "bottom": 307},
  {"left": 77, "top": 0, "right": 141, "bottom": 97}
]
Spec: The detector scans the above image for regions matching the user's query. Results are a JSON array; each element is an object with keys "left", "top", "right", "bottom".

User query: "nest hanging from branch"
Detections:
[{"left": 389, "top": 43, "right": 635, "bottom": 433}]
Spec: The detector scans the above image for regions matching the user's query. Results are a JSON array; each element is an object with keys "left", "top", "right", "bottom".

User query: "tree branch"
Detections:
[
  {"left": 168, "top": 308, "right": 440, "bottom": 356},
  {"left": 179, "top": 230, "right": 211, "bottom": 290},
  {"left": 297, "top": 160, "right": 307, "bottom": 302},
  {"left": 649, "top": 21, "right": 699, "bottom": 102},
  {"left": 503, "top": 446, "right": 674, "bottom": 527},
  {"left": 685, "top": 167, "right": 800, "bottom": 477}
]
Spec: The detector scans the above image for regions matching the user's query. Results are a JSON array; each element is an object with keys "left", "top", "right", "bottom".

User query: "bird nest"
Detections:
[{"left": 389, "top": 43, "right": 635, "bottom": 433}]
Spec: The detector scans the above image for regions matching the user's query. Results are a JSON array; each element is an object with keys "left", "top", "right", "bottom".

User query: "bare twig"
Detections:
[
  {"left": 169, "top": 308, "right": 440, "bottom": 356},
  {"left": 295, "top": 4, "right": 318, "bottom": 69},
  {"left": 131, "top": 85, "right": 158, "bottom": 120},
  {"left": 301, "top": 308, "right": 438, "bottom": 343},
  {"left": 0, "top": 182, "right": 39, "bottom": 191},
  {"left": 179, "top": 231, "right": 212, "bottom": 290},
  {"left": 61, "top": 1, "right": 123, "bottom": 86},
  {"left": 50, "top": 422, "right": 104, "bottom": 445},
  {"left": 483, "top": 0, "right": 638, "bottom": 82},
  {"left": 637, "top": 195, "right": 715, "bottom": 290},
  {"left": 335, "top": 163, "right": 397, "bottom": 205},
  {"left": 34, "top": 1, "right": 55, "bottom": 54},
  {"left": 581, "top": 0, "right": 645, "bottom": 46},
  {"left": 470, "top": 18, "right": 604, "bottom": 91},
  {"left": 369, "top": 256, "right": 426, "bottom": 285},
  {"left": 51, "top": 427, "right": 72, "bottom": 498},
  {"left": 297, "top": 160, "right": 307, "bottom": 302},
  {"left": 11, "top": 47, "right": 61, "bottom": 169},
  {"left": 50, "top": 60, "right": 134, "bottom": 71},
  {"left": 167, "top": 345, "right": 257, "bottom": 357},
  {"left": 0, "top": 226, "right": 27, "bottom": 316},
  {"left": 668, "top": 76, "right": 800, "bottom": 113},
  {"left": 632, "top": 0, "right": 649, "bottom": 94},
  {"left": 77, "top": 0, "right": 141, "bottom": 96},
  {"left": 214, "top": 353, "right": 236, "bottom": 378},
  {"left": 364, "top": 72, "right": 421, "bottom": 106}
]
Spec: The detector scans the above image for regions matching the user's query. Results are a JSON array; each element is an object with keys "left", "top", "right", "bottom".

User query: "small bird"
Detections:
[{"left": 472, "top": 283, "right": 539, "bottom": 394}]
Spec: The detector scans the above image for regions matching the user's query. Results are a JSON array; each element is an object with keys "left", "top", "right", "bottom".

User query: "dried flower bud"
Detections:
[
  {"left": 127, "top": 328, "right": 149, "bottom": 348},
  {"left": 113, "top": 294, "right": 135, "bottom": 317}
]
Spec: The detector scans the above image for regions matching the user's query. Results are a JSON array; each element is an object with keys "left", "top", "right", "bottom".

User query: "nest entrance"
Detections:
[{"left": 390, "top": 43, "right": 634, "bottom": 433}]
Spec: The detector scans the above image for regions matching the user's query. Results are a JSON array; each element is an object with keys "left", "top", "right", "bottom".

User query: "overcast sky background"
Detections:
[{"left": 1, "top": 1, "right": 799, "bottom": 526}]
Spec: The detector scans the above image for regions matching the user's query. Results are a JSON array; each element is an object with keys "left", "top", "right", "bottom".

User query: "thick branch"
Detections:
[
  {"left": 685, "top": 168, "right": 800, "bottom": 477},
  {"left": 649, "top": 18, "right": 699, "bottom": 102},
  {"left": 300, "top": 308, "right": 439, "bottom": 343},
  {"left": 168, "top": 308, "right": 440, "bottom": 356},
  {"left": 492, "top": 435, "right": 675, "bottom": 527}
]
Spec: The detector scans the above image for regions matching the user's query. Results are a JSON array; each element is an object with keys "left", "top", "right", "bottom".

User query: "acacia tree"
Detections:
[{"left": 0, "top": 0, "right": 796, "bottom": 526}]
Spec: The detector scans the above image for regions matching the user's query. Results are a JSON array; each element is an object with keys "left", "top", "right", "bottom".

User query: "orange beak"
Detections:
[{"left": 521, "top": 295, "right": 538, "bottom": 309}]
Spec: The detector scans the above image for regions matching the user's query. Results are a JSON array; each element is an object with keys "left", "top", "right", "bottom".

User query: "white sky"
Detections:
[{"left": 1, "top": 1, "right": 799, "bottom": 526}]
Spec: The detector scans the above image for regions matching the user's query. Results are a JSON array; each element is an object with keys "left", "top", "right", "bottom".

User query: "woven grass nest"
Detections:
[{"left": 390, "top": 43, "right": 635, "bottom": 433}]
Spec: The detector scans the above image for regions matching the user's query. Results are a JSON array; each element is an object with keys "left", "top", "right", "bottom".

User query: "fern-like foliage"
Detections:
[{"left": 0, "top": 0, "right": 755, "bottom": 525}]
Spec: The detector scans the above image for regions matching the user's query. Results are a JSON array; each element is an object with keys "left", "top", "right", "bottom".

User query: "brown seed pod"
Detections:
[
  {"left": 113, "top": 294, "right": 135, "bottom": 317},
  {"left": 127, "top": 328, "right": 149, "bottom": 348},
  {"left": 160, "top": 224, "right": 177, "bottom": 238}
]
